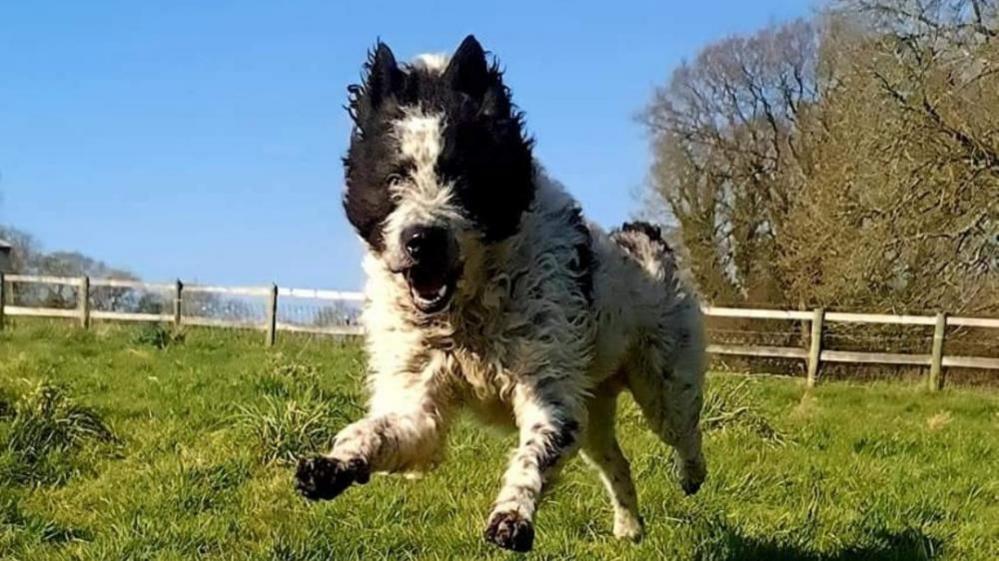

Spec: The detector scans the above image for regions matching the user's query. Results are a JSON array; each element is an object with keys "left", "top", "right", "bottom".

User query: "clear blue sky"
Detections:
[{"left": 0, "top": 1, "right": 813, "bottom": 290}]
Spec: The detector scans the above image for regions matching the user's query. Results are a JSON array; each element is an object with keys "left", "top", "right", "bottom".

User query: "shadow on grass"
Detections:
[{"left": 696, "top": 524, "right": 941, "bottom": 561}]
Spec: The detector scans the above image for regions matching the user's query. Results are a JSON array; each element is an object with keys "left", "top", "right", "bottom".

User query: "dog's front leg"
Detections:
[
  {"left": 296, "top": 379, "right": 448, "bottom": 501},
  {"left": 484, "top": 382, "right": 584, "bottom": 552}
]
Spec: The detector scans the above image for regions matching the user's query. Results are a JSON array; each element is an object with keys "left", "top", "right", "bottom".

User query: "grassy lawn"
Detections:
[{"left": 0, "top": 321, "right": 996, "bottom": 560}]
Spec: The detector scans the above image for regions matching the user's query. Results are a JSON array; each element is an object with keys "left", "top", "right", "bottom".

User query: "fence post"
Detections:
[
  {"left": 173, "top": 279, "right": 184, "bottom": 328},
  {"left": 265, "top": 283, "right": 278, "bottom": 347},
  {"left": 928, "top": 312, "right": 947, "bottom": 391},
  {"left": 0, "top": 272, "right": 6, "bottom": 331},
  {"left": 806, "top": 307, "right": 825, "bottom": 388},
  {"left": 78, "top": 276, "right": 91, "bottom": 329}
]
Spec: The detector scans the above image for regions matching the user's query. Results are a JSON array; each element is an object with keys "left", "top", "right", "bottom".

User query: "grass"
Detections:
[{"left": 0, "top": 320, "right": 996, "bottom": 560}]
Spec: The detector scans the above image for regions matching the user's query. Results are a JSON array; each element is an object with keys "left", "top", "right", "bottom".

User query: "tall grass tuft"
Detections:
[
  {"left": 1, "top": 382, "right": 117, "bottom": 485},
  {"left": 235, "top": 391, "right": 343, "bottom": 465},
  {"left": 254, "top": 353, "right": 322, "bottom": 398},
  {"left": 0, "top": 488, "right": 92, "bottom": 545},
  {"left": 237, "top": 353, "right": 364, "bottom": 464},
  {"left": 701, "top": 379, "right": 785, "bottom": 445}
]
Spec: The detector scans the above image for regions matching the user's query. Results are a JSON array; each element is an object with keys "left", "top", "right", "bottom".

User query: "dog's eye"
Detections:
[{"left": 385, "top": 160, "right": 416, "bottom": 188}]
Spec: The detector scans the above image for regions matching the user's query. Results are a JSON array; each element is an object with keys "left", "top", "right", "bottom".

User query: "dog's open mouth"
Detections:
[{"left": 405, "top": 264, "right": 456, "bottom": 314}]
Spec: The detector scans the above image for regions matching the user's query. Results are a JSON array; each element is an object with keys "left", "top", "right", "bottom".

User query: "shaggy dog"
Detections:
[{"left": 295, "top": 35, "right": 707, "bottom": 552}]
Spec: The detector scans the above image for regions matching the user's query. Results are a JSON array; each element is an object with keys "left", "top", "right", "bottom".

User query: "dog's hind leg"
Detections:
[
  {"left": 626, "top": 328, "right": 707, "bottom": 496},
  {"left": 609, "top": 221, "right": 707, "bottom": 494},
  {"left": 580, "top": 384, "right": 643, "bottom": 541}
]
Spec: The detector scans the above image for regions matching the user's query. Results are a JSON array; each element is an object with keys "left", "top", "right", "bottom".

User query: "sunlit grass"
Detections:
[{"left": 0, "top": 319, "right": 996, "bottom": 560}]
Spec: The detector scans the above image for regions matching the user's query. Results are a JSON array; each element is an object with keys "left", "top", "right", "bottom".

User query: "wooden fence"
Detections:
[
  {"left": 0, "top": 273, "right": 364, "bottom": 345},
  {"left": 1, "top": 273, "right": 997, "bottom": 390}
]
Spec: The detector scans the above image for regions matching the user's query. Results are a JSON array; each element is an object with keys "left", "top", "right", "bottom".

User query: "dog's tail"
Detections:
[{"left": 609, "top": 221, "right": 681, "bottom": 293}]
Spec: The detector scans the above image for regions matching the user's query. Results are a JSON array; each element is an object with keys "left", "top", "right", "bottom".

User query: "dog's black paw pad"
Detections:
[
  {"left": 294, "top": 456, "right": 368, "bottom": 501},
  {"left": 484, "top": 511, "right": 535, "bottom": 552}
]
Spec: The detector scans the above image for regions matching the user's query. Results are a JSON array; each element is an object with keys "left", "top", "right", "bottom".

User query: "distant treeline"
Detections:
[{"left": 0, "top": 225, "right": 357, "bottom": 327}]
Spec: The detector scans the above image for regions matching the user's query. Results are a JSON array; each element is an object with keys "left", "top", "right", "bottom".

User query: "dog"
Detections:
[{"left": 295, "top": 35, "right": 707, "bottom": 552}]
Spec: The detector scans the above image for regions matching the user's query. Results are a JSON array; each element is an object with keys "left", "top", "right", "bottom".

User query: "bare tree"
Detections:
[
  {"left": 641, "top": 3, "right": 998, "bottom": 314},
  {"left": 641, "top": 19, "right": 826, "bottom": 305},
  {"left": 785, "top": 0, "right": 999, "bottom": 313}
]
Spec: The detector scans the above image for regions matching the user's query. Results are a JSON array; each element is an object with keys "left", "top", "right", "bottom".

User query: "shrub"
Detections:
[{"left": 132, "top": 324, "right": 184, "bottom": 350}]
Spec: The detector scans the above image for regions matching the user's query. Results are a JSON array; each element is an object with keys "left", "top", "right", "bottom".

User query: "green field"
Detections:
[{"left": 0, "top": 321, "right": 996, "bottom": 560}]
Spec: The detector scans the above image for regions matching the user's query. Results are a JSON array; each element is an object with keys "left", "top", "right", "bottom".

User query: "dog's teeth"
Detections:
[{"left": 435, "top": 285, "right": 447, "bottom": 298}]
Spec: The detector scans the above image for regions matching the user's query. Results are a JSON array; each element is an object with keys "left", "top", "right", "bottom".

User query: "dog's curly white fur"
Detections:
[{"left": 295, "top": 35, "right": 706, "bottom": 552}]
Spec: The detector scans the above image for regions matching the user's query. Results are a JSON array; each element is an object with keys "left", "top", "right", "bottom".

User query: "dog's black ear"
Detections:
[
  {"left": 363, "top": 41, "right": 405, "bottom": 110},
  {"left": 444, "top": 35, "right": 494, "bottom": 100}
]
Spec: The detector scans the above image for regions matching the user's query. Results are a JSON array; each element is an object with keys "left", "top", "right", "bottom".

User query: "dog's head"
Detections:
[{"left": 343, "top": 35, "right": 535, "bottom": 315}]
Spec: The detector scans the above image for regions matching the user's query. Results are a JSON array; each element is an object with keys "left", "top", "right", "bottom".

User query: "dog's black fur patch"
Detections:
[
  {"left": 485, "top": 510, "right": 535, "bottom": 551},
  {"left": 535, "top": 417, "right": 580, "bottom": 473},
  {"left": 343, "top": 35, "right": 535, "bottom": 250},
  {"left": 613, "top": 221, "right": 674, "bottom": 260},
  {"left": 567, "top": 206, "right": 594, "bottom": 303},
  {"left": 343, "top": 43, "right": 407, "bottom": 251},
  {"left": 295, "top": 456, "right": 370, "bottom": 501}
]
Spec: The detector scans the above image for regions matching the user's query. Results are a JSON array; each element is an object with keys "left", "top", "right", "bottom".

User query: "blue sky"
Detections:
[{"left": 0, "top": 0, "right": 813, "bottom": 289}]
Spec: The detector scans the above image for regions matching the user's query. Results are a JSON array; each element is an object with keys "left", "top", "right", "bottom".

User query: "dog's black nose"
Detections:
[{"left": 402, "top": 225, "right": 448, "bottom": 262}]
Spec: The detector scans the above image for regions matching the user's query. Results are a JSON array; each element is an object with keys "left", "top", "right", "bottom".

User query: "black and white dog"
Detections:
[{"left": 296, "top": 35, "right": 706, "bottom": 552}]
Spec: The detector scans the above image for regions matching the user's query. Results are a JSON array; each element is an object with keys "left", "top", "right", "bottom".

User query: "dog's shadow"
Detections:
[{"left": 695, "top": 523, "right": 941, "bottom": 561}]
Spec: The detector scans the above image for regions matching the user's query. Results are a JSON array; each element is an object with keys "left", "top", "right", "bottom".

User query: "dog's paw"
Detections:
[
  {"left": 681, "top": 477, "right": 702, "bottom": 496},
  {"left": 678, "top": 456, "right": 706, "bottom": 496},
  {"left": 484, "top": 510, "right": 535, "bottom": 552},
  {"left": 295, "top": 456, "right": 370, "bottom": 501},
  {"left": 614, "top": 513, "right": 645, "bottom": 542}
]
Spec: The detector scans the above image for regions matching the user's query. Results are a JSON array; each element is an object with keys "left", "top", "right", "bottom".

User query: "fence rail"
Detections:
[{"left": 1, "top": 273, "right": 996, "bottom": 390}]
